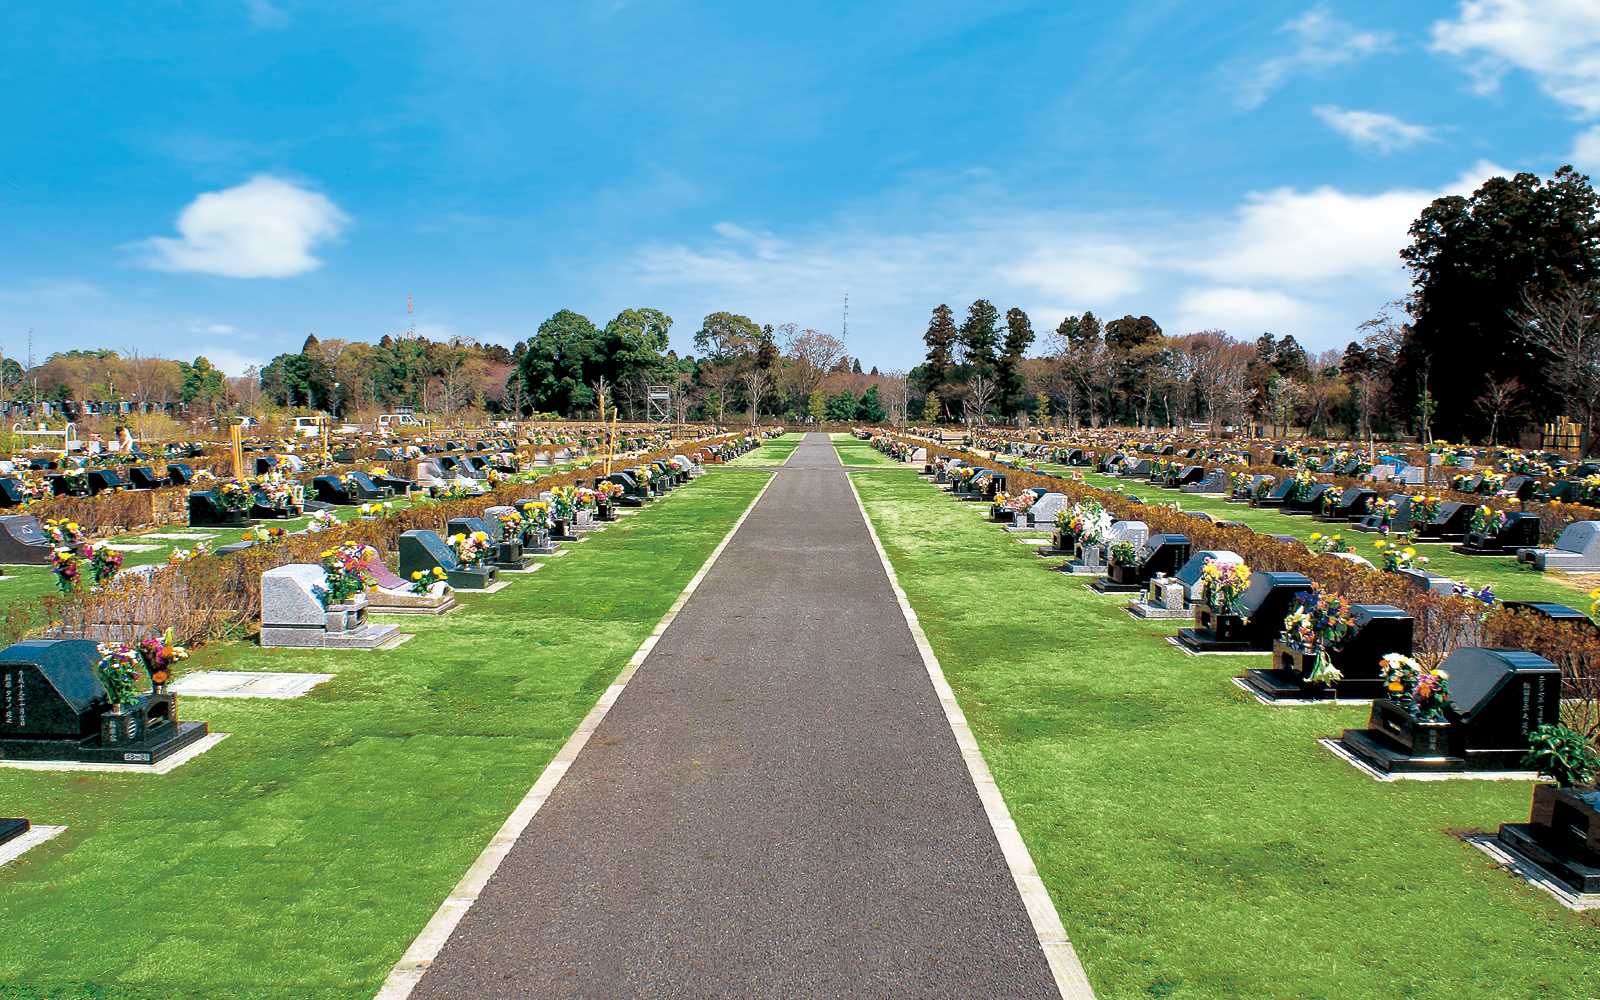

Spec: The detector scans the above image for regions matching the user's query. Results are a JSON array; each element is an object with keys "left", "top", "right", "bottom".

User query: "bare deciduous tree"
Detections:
[
  {"left": 964, "top": 374, "right": 996, "bottom": 426},
  {"left": 742, "top": 370, "right": 770, "bottom": 428},
  {"left": 1516, "top": 283, "right": 1600, "bottom": 456}
]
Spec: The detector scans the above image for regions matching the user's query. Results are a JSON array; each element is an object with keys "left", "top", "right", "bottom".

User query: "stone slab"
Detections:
[
  {"left": 169, "top": 671, "right": 335, "bottom": 699},
  {"left": 0, "top": 732, "right": 230, "bottom": 774},
  {"left": 0, "top": 824, "right": 65, "bottom": 867}
]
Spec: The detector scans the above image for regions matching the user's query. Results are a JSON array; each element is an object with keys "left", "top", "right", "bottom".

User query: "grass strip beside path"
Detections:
[
  {"left": 852, "top": 468, "right": 1600, "bottom": 1000},
  {"left": 721, "top": 431, "right": 803, "bottom": 466},
  {"left": 829, "top": 434, "right": 910, "bottom": 467},
  {"left": 0, "top": 469, "right": 772, "bottom": 1000}
]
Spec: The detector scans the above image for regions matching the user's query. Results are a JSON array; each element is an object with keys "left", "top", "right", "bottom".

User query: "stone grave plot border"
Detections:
[
  {"left": 1227, "top": 676, "right": 1372, "bottom": 707},
  {"left": 1315, "top": 737, "right": 1539, "bottom": 782},
  {"left": 1163, "top": 636, "right": 1266, "bottom": 656},
  {"left": 0, "top": 824, "right": 66, "bottom": 867},
  {"left": 0, "top": 732, "right": 231, "bottom": 774},
  {"left": 496, "top": 562, "right": 546, "bottom": 575},
  {"left": 1461, "top": 831, "right": 1600, "bottom": 911},
  {"left": 169, "top": 671, "right": 335, "bottom": 699}
]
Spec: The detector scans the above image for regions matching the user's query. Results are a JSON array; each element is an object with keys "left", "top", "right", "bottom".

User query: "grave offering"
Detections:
[
  {"left": 0, "top": 516, "right": 55, "bottom": 565},
  {"left": 1244, "top": 601, "right": 1414, "bottom": 701},
  {"left": 1339, "top": 648, "right": 1560, "bottom": 774},
  {"left": 259, "top": 562, "right": 399, "bottom": 649},
  {"left": 1178, "top": 570, "right": 1312, "bottom": 653},
  {"left": 1518, "top": 521, "right": 1600, "bottom": 572},
  {"left": 1095, "top": 533, "right": 1192, "bottom": 593},
  {"left": 1453, "top": 510, "right": 1542, "bottom": 555},
  {"left": 398, "top": 530, "right": 500, "bottom": 590},
  {"left": 0, "top": 638, "right": 209, "bottom": 765}
]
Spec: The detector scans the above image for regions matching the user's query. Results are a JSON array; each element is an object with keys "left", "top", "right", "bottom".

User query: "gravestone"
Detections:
[
  {"left": 1454, "top": 512, "right": 1542, "bottom": 555},
  {"left": 0, "top": 479, "right": 30, "bottom": 507},
  {"left": 1126, "top": 575, "right": 1189, "bottom": 619},
  {"left": 1396, "top": 568, "right": 1454, "bottom": 596},
  {"left": 1315, "top": 487, "right": 1377, "bottom": 522},
  {"left": 1183, "top": 469, "right": 1228, "bottom": 494},
  {"left": 259, "top": 565, "right": 399, "bottom": 649},
  {"left": 1244, "top": 604, "right": 1414, "bottom": 701},
  {"left": 1178, "top": 571, "right": 1313, "bottom": 653},
  {"left": 87, "top": 469, "right": 124, "bottom": 494},
  {"left": 398, "top": 530, "right": 499, "bottom": 590},
  {"left": 128, "top": 467, "right": 163, "bottom": 490},
  {"left": 1499, "top": 601, "right": 1599, "bottom": 634},
  {"left": 1284, "top": 483, "right": 1333, "bottom": 515},
  {"left": 0, "top": 638, "right": 209, "bottom": 765},
  {"left": 1339, "top": 647, "right": 1560, "bottom": 773},
  {"left": 1253, "top": 479, "right": 1295, "bottom": 508},
  {"left": 1399, "top": 467, "right": 1426, "bottom": 485},
  {"left": 1172, "top": 550, "right": 1244, "bottom": 602},
  {"left": 1096, "top": 533, "right": 1192, "bottom": 593},
  {"left": 1501, "top": 475, "right": 1534, "bottom": 501},
  {"left": 188, "top": 492, "right": 253, "bottom": 528},
  {"left": 166, "top": 464, "right": 195, "bottom": 486},
  {"left": 1413, "top": 501, "right": 1476, "bottom": 542},
  {"left": 363, "top": 554, "right": 456, "bottom": 616},
  {"left": 254, "top": 456, "right": 278, "bottom": 475},
  {"left": 0, "top": 516, "right": 56, "bottom": 565},
  {"left": 1022, "top": 493, "right": 1068, "bottom": 530},
  {"left": 1518, "top": 521, "right": 1600, "bottom": 572}
]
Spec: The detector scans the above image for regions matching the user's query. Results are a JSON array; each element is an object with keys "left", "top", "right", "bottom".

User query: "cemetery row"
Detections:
[{"left": 868, "top": 430, "right": 1600, "bottom": 905}]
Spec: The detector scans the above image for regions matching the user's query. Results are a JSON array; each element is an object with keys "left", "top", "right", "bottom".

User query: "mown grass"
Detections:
[
  {"left": 853, "top": 469, "right": 1600, "bottom": 1000},
  {"left": 721, "top": 431, "right": 803, "bottom": 466},
  {"left": 0, "top": 469, "right": 772, "bottom": 1000},
  {"left": 1080, "top": 470, "right": 1582, "bottom": 605},
  {"left": 829, "top": 435, "right": 909, "bottom": 467}
]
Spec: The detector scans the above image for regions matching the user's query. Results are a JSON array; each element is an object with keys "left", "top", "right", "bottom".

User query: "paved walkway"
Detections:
[{"left": 411, "top": 434, "right": 1063, "bottom": 999}]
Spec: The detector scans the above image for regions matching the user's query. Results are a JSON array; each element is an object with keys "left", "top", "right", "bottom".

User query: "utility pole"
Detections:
[{"left": 842, "top": 293, "right": 849, "bottom": 340}]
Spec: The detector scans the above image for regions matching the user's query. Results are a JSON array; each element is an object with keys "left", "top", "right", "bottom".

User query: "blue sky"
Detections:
[{"left": 3, "top": 0, "right": 1599, "bottom": 375}]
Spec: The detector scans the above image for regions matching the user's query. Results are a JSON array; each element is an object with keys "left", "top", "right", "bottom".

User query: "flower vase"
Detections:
[{"left": 100, "top": 703, "right": 141, "bottom": 746}]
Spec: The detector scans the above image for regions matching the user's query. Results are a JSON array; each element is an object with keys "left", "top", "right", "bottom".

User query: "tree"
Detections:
[
  {"left": 1399, "top": 165, "right": 1600, "bottom": 440},
  {"left": 857, "top": 384, "right": 886, "bottom": 422},
  {"left": 783, "top": 329, "right": 846, "bottom": 410},
  {"left": 919, "top": 304, "right": 957, "bottom": 406},
  {"left": 964, "top": 374, "right": 997, "bottom": 425},
  {"left": 1105, "top": 315, "right": 1162, "bottom": 355},
  {"left": 807, "top": 389, "right": 826, "bottom": 422},
  {"left": 1474, "top": 377, "right": 1526, "bottom": 447},
  {"left": 1515, "top": 282, "right": 1600, "bottom": 455},
  {"left": 742, "top": 369, "right": 770, "bottom": 427},
  {"left": 700, "top": 362, "right": 739, "bottom": 421},
  {"left": 694, "top": 312, "right": 761, "bottom": 361},
  {"left": 518, "top": 310, "right": 602, "bottom": 416},
  {"left": 996, "top": 307, "right": 1034, "bottom": 415},
  {"left": 958, "top": 300, "right": 999, "bottom": 375},
  {"left": 825, "top": 389, "right": 859, "bottom": 421},
  {"left": 179, "top": 357, "right": 227, "bottom": 414},
  {"left": 922, "top": 392, "right": 940, "bottom": 423}
]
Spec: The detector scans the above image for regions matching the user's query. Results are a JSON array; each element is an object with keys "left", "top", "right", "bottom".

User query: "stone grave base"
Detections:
[
  {"left": 1450, "top": 543, "right": 1510, "bottom": 556},
  {"left": 1490, "top": 825, "right": 1600, "bottom": 897},
  {"left": 1463, "top": 832, "right": 1600, "bottom": 910},
  {"left": 1126, "top": 600, "right": 1189, "bottom": 619},
  {"left": 260, "top": 622, "right": 401, "bottom": 649},
  {"left": 0, "top": 720, "right": 210, "bottom": 766},
  {"left": 1054, "top": 561, "right": 1103, "bottom": 576},
  {"left": 1174, "top": 629, "right": 1255, "bottom": 654},
  {"left": 1236, "top": 669, "right": 1381, "bottom": 703},
  {"left": 1033, "top": 546, "right": 1073, "bottom": 557},
  {"left": 493, "top": 555, "right": 540, "bottom": 572},
  {"left": 170, "top": 671, "right": 334, "bottom": 699},
  {"left": 1088, "top": 577, "right": 1142, "bottom": 594},
  {"left": 1336, "top": 728, "right": 1530, "bottom": 775},
  {"left": 368, "top": 589, "right": 459, "bottom": 615},
  {"left": 0, "top": 818, "right": 28, "bottom": 847},
  {"left": 1224, "top": 497, "right": 1251, "bottom": 504}
]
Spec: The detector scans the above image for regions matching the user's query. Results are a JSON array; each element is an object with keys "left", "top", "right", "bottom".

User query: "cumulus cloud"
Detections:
[
  {"left": 1572, "top": 125, "right": 1600, "bottom": 170},
  {"left": 1432, "top": 0, "right": 1600, "bottom": 114},
  {"left": 1240, "top": 8, "right": 1394, "bottom": 109},
  {"left": 1313, "top": 106, "right": 1434, "bottom": 152},
  {"left": 134, "top": 175, "right": 348, "bottom": 278}
]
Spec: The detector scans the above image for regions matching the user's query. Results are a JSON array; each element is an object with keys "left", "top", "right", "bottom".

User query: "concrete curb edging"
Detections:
[
  {"left": 373, "top": 472, "right": 777, "bottom": 1000},
  {"left": 846, "top": 472, "right": 1098, "bottom": 1000}
]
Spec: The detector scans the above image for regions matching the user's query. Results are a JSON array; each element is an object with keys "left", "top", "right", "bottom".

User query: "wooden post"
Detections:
[{"left": 231, "top": 422, "right": 244, "bottom": 479}]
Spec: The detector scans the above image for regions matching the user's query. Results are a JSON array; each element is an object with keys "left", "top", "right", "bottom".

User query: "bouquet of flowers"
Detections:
[
  {"left": 1454, "top": 581, "right": 1496, "bottom": 605},
  {"left": 246, "top": 524, "right": 287, "bottom": 543},
  {"left": 522, "top": 501, "right": 554, "bottom": 532},
  {"left": 82, "top": 541, "right": 123, "bottom": 585},
  {"left": 59, "top": 467, "right": 91, "bottom": 497},
  {"left": 409, "top": 566, "right": 448, "bottom": 595},
  {"left": 215, "top": 480, "right": 254, "bottom": 512},
  {"left": 137, "top": 628, "right": 188, "bottom": 692},
  {"left": 1286, "top": 469, "right": 1316, "bottom": 501},
  {"left": 496, "top": 509, "right": 525, "bottom": 539},
  {"left": 1280, "top": 589, "right": 1355, "bottom": 684},
  {"left": 168, "top": 541, "right": 212, "bottom": 564},
  {"left": 1468, "top": 506, "right": 1506, "bottom": 537},
  {"left": 1373, "top": 536, "right": 1427, "bottom": 573},
  {"left": 307, "top": 509, "right": 341, "bottom": 532},
  {"left": 43, "top": 519, "right": 85, "bottom": 546},
  {"left": 369, "top": 465, "right": 390, "bottom": 479},
  {"left": 358, "top": 501, "right": 393, "bottom": 516},
  {"left": 190, "top": 469, "right": 217, "bottom": 485},
  {"left": 551, "top": 487, "right": 577, "bottom": 520},
  {"left": 1307, "top": 532, "right": 1350, "bottom": 554},
  {"left": 1108, "top": 540, "right": 1139, "bottom": 567},
  {"left": 49, "top": 548, "right": 81, "bottom": 593},
  {"left": 1408, "top": 495, "right": 1443, "bottom": 524},
  {"left": 447, "top": 531, "right": 492, "bottom": 567},
  {"left": 95, "top": 642, "right": 145, "bottom": 706},
  {"left": 1199, "top": 559, "right": 1251, "bottom": 614},
  {"left": 488, "top": 469, "right": 509, "bottom": 487},
  {"left": 249, "top": 474, "right": 295, "bottom": 508},
  {"left": 596, "top": 481, "right": 624, "bottom": 502},
  {"left": 319, "top": 542, "right": 376, "bottom": 605}
]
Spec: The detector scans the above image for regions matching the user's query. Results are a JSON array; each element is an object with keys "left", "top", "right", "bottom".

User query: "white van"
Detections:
[{"left": 292, "top": 416, "right": 324, "bottom": 438}]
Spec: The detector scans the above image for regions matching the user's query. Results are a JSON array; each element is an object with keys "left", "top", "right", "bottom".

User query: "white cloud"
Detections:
[
  {"left": 1240, "top": 8, "right": 1394, "bottom": 109},
  {"left": 1573, "top": 125, "right": 1600, "bottom": 169},
  {"left": 1313, "top": 106, "right": 1434, "bottom": 152},
  {"left": 1173, "top": 288, "right": 1314, "bottom": 337},
  {"left": 1433, "top": 0, "right": 1600, "bottom": 114},
  {"left": 134, "top": 175, "right": 349, "bottom": 278},
  {"left": 189, "top": 323, "right": 237, "bottom": 334}
]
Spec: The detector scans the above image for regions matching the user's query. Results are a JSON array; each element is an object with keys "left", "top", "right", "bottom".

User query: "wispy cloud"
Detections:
[
  {"left": 132, "top": 175, "right": 349, "bottom": 279},
  {"left": 1573, "top": 125, "right": 1600, "bottom": 170},
  {"left": 1313, "top": 105, "right": 1434, "bottom": 152},
  {"left": 1239, "top": 7, "right": 1394, "bottom": 109},
  {"left": 1432, "top": 0, "right": 1600, "bottom": 115}
]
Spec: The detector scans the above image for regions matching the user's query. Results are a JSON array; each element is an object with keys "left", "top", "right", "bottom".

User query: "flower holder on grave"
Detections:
[
  {"left": 1095, "top": 534, "right": 1192, "bottom": 594},
  {"left": 0, "top": 515, "right": 56, "bottom": 565},
  {"left": 1497, "top": 785, "right": 1600, "bottom": 894},
  {"left": 1453, "top": 512, "right": 1542, "bottom": 555},
  {"left": 1243, "top": 604, "right": 1414, "bottom": 701},
  {"left": 187, "top": 491, "right": 254, "bottom": 528},
  {"left": 398, "top": 530, "right": 499, "bottom": 590},
  {"left": 1338, "top": 648, "right": 1560, "bottom": 774},
  {"left": 259, "top": 565, "right": 399, "bottom": 649},
  {"left": 1178, "top": 571, "right": 1312, "bottom": 653},
  {"left": 1127, "top": 575, "right": 1189, "bottom": 619},
  {"left": 0, "top": 639, "right": 209, "bottom": 765}
]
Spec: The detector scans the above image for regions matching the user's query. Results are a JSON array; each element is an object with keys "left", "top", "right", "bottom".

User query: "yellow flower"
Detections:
[
  {"left": 432, "top": 567, "right": 446, "bottom": 577},
  {"left": 411, "top": 571, "right": 424, "bottom": 581},
  {"left": 1404, "top": 548, "right": 1416, "bottom": 558},
  {"left": 1310, "top": 533, "right": 1322, "bottom": 541},
  {"left": 1374, "top": 540, "right": 1388, "bottom": 550}
]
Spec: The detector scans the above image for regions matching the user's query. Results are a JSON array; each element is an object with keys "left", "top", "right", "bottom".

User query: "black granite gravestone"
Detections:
[
  {"left": 0, "top": 479, "right": 30, "bottom": 507},
  {"left": 1178, "top": 571, "right": 1313, "bottom": 653},
  {"left": 1315, "top": 487, "right": 1377, "bottom": 522},
  {"left": 374, "top": 448, "right": 397, "bottom": 461},
  {"left": 0, "top": 638, "right": 208, "bottom": 765},
  {"left": 85, "top": 469, "right": 123, "bottom": 495},
  {"left": 128, "top": 467, "right": 163, "bottom": 490},
  {"left": 0, "top": 516, "right": 55, "bottom": 565},
  {"left": 1498, "top": 785, "right": 1600, "bottom": 893},
  {"left": 1339, "top": 647, "right": 1560, "bottom": 773},
  {"left": 1253, "top": 479, "right": 1295, "bottom": 508},
  {"left": 397, "top": 529, "right": 499, "bottom": 590},
  {"left": 1245, "top": 603, "right": 1414, "bottom": 701},
  {"left": 1413, "top": 501, "right": 1477, "bottom": 542},
  {"left": 187, "top": 492, "right": 253, "bottom": 528},
  {"left": 166, "top": 464, "right": 194, "bottom": 486},
  {"left": 0, "top": 817, "right": 28, "bottom": 847},
  {"left": 254, "top": 456, "right": 278, "bottom": 475},
  {"left": 604, "top": 473, "right": 645, "bottom": 506},
  {"left": 1098, "top": 534, "right": 1193, "bottom": 592},
  {"left": 1453, "top": 512, "right": 1542, "bottom": 554},
  {"left": 1499, "top": 601, "right": 1600, "bottom": 634},
  {"left": 1284, "top": 483, "right": 1333, "bottom": 515},
  {"left": 1502, "top": 475, "right": 1535, "bottom": 501}
]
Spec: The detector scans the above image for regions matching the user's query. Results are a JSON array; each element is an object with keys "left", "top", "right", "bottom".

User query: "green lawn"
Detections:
[
  {"left": 0, "top": 469, "right": 772, "bottom": 1000},
  {"left": 721, "top": 431, "right": 803, "bottom": 466},
  {"left": 1080, "top": 471, "right": 1583, "bottom": 606},
  {"left": 852, "top": 468, "right": 1600, "bottom": 1000},
  {"left": 829, "top": 434, "right": 911, "bottom": 468}
]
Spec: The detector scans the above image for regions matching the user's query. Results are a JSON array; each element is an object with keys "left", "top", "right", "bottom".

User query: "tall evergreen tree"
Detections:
[
  {"left": 920, "top": 304, "right": 957, "bottom": 400},
  {"left": 996, "top": 307, "right": 1034, "bottom": 413},
  {"left": 958, "top": 300, "right": 999, "bottom": 376}
]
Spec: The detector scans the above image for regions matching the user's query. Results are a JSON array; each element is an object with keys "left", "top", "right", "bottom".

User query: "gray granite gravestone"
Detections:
[
  {"left": 1518, "top": 520, "right": 1600, "bottom": 572},
  {"left": 260, "top": 565, "right": 399, "bottom": 649}
]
